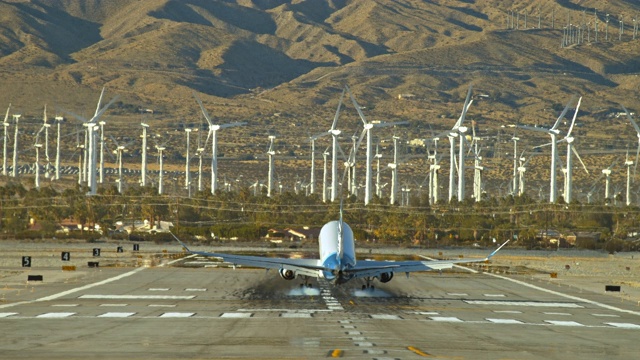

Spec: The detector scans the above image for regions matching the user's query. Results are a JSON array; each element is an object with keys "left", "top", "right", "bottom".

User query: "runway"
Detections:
[{"left": 1, "top": 254, "right": 639, "bottom": 359}]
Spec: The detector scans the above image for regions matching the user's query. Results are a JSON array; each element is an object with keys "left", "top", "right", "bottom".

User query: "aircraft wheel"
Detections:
[
  {"left": 370, "top": 285, "right": 375, "bottom": 291},
  {"left": 362, "top": 284, "right": 367, "bottom": 290}
]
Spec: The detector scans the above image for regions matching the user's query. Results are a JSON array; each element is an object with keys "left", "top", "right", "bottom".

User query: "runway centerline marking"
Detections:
[
  {"left": 220, "top": 312, "right": 252, "bottom": 318},
  {"left": 100, "top": 303, "right": 128, "bottom": 307},
  {"left": 98, "top": 312, "right": 135, "bottom": 318},
  {"left": 37, "top": 312, "right": 75, "bottom": 318},
  {"left": 159, "top": 312, "right": 194, "bottom": 318},
  {"left": 545, "top": 320, "right": 584, "bottom": 326},
  {"left": 0, "top": 312, "right": 18, "bottom": 318}
]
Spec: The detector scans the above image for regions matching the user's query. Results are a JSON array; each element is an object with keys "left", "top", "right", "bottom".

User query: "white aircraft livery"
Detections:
[{"left": 172, "top": 212, "right": 509, "bottom": 289}]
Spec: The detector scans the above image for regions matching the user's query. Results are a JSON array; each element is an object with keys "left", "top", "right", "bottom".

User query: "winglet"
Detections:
[
  {"left": 170, "top": 231, "right": 192, "bottom": 253},
  {"left": 486, "top": 239, "right": 510, "bottom": 260}
]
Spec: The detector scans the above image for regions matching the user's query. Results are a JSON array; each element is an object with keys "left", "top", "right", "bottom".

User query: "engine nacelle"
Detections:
[
  {"left": 379, "top": 272, "right": 394, "bottom": 283},
  {"left": 278, "top": 268, "right": 296, "bottom": 280}
]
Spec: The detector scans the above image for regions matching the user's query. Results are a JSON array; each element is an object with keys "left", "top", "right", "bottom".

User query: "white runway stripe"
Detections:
[
  {"left": 430, "top": 316, "right": 463, "bottom": 322},
  {"left": 370, "top": 314, "right": 402, "bottom": 320},
  {"left": 606, "top": 322, "right": 640, "bottom": 329},
  {"left": 0, "top": 312, "right": 18, "bottom": 318},
  {"left": 100, "top": 303, "right": 128, "bottom": 307},
  {"left": 159, "top": 312, "right": 194, "bottom": 318},
  {"left": 487, "top": 318, "right": 523, "bottom": 324},
  {"left": 98, "top": 312, "right": 135, "bottom": 318},
  {"left": 185, "top": 288, "right": 207, "bottom": 292},
  {"left": 148, "top": 288, "right": 169, "bottom": 291},
  {"left": 79, "top": 295, "right": 195, "bottom": 300},
  {"left": 220, "top": 312, "right": 252, "bottom": 318},
  {"left": 280, "top": 313, "right": 311, "bottom": 318},
  {"left": 37, "top": 312, "right": 75, "bottom": 318},
  {"left": 545, "top": 320, "right": 584, "bottom": 326},
  {"left": 465, "top": 300, "right": 582, "bottom": 308},
  {"left": 52, "top": 304, "right": 79, "bottom": 307}
]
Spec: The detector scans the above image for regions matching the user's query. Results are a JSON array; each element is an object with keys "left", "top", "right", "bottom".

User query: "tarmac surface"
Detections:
[{"left": 1, "top": 249, "right": 640, "bottom": 359}]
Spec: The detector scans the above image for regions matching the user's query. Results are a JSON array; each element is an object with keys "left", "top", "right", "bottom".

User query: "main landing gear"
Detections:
[
  {"left": 300, "top": 276, "right": 313, "bottom": 288},
  {"left": 361, "top": 277, "right": 375, "bottom": 291}
]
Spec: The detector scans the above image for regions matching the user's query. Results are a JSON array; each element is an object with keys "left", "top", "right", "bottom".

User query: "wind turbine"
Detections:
[
  {"left": 428, "top": 138, "right": 441, "bottom": 205},
  {"left": 518, "top": 97, "right": 574, "bottom": 203},
  {"left": 2, "top": 104, "right": 10, "bottom": 176},
  {"left": 622, "top": 105, "right": 640, "bottom": 178},
  {"left": 194, "top": 93, "right": 246, "bottom": 195},
  {"left": 64, "top": 87, "right": 118, "bottom": 194},
  {"left": 437, "top": 85, "right": 473, "bottom": 202},
  {"left": 601, "top": 161, "right": 617, "bottom": 204},
  {"left": 308, "top": 132, "right": 330, "bottom": 195},
  {"left": 457, "top": 125, "right": 468, "bottom": 200},
  {"left": 41, "top": 105, "right": 52, "bottom": 179},
  {"left": 347, "top": 86, "right": 408, "bottom": 205},
  {"left": 559, "top": 97, "right": 585, "bottom": 203},
  {"left": 267, "top": 135, "right": 276, "bottom": 197},
  {"left": 517, "top": 151, "right": 529, "bottom": 196},
  {"left": 111, "top": 137, "right": 127, "bottom": 194},
  {"left": 11, "top": 114, "right": 20, "bottom": 178},
  {"left": 328, "top": 88, "right": 345, "bottom": 202}
]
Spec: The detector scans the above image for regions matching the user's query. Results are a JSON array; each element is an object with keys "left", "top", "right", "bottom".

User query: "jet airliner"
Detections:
[{"left": 172, "top": 210, "right": 508, "bottom": 289}]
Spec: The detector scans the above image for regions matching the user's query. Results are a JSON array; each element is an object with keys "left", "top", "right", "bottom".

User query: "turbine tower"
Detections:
[
  {"left": 388, "top": 136, "right": 400, "bottom": 204},
  {"left": 347, "top": 86, "right": 407, "bottom": 205},
  {"left": 2, "top": 104, "right": 10, "bottom": 176},
  {"left": 194, "top": 93, "right": 246, "bottom": 195},
  {"left": 42, "top": 106, "right": 51, "bottom": 178},
  {"left": 322, "top": 146, "right": 330, "bottom": 203},
  {"left": 54, "top": 116, "right": 63, "bottom": 180},
  {"left": 184, "top": 128, "right": 192, "bottom": 193},
  {"left": 267, "top": 135, "right": 275, "bottom": 197},
  {"left": 12, "top": 114, "right": 21, "bottom": 178},
  {"left": 626, "top": 151, "right": 633, "bottom": 206},
  {"left": 98, "top": 120, "right": 105, "bottom": 183},
  {"left": 512, "top": 135, "right": 519, "bottom": 195},
  {"left": 457, "top": 125, "right": 468, "bottom": 200},
  {"left": 141, "top": 122, "right": 149, "bottom": 187},
  {"left": 156, "top": 145, "right": 166, "bottom": 195},
  {"left": 518, "top": 97, "right": 574, "bottom": 203}
]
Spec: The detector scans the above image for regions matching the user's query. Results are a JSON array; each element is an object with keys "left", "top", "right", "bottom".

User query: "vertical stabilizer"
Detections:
[{"left": 337, "top": 199, "right": 344, "bottom": 267}]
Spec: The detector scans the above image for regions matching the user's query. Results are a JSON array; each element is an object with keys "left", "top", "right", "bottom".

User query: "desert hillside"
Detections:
[{"left": 0, "top": 0, "right": 639, "bottom": 195}]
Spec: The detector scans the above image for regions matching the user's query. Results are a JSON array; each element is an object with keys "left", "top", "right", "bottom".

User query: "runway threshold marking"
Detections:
[
  {"left": 484, "top": 272, "right": 640, "bottom": 316},
  {"left": 37, "top": 312, "right": 75, "bottom": 318},
  {"left": 98, "top": 312, "right": 135, "bottom": 318},
  {"left": 0, "top": 312, "right": 17, "bottom": 317},
  {"left": 0, "top": 254, "right": 197, "bottom": 310},
  {"left": 159, "top": 312, "right": 194, "bottom": 318}
]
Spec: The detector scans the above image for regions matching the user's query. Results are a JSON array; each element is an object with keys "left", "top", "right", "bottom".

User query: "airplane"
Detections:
[{"left": 171, "top": 210, "right": 509, "bottom": 290}]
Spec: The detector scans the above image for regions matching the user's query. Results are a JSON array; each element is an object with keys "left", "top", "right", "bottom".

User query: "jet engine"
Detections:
[
  {"left": 278, "top": 268, "right": 295, "bottom": 280},
  {"left": 379, "top": 272, "right": 394, "bottom": 283}
]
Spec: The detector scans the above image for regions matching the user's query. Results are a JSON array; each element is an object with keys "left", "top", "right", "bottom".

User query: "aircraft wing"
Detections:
[
  {"left": 346, "top": 240, "right": 509, "bottom": 279},
  {"left": 172, "top": 233, "right": 327, "bottom": 278}
]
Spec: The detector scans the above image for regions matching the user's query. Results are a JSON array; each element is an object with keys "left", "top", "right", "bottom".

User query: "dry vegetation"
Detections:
[{"left": 0, "top": 0, "right": 639, "bottom": 195}]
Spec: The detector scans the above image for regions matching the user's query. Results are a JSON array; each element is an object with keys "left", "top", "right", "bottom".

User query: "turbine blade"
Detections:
[
  {"left": 94, "top": 87, "right": 106, "bottom": 117},
  {"left": 93, "top": 95, "right": 119, "bottom": 122},
  {"left": 571, "top": 147, "right": 589, "bottom": 174},
  {"left": 622, "top": 105, "right": 640, "bottom": 134},
  {"left": 551, "top": 96, "right": 575, "bottom": 130},
  {"left": 219, "top": 122, "right": 247, "bottom": 129},
  {"left": 566, "top": 97, "right": 582, "bottom": 137},
  {"left": 3, "top": 104, "right": 10, "bottom": 123},
  {"left": 193, "top": 92, "right": 214, "bottom": 126},
  {"left": 346, "top": 85, "right": 368, "bottom": 126},
  {"left": 331, "top": 87, "right": 346, "bottom": 131}
]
